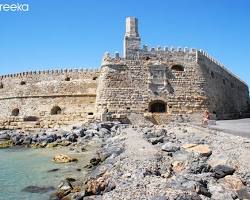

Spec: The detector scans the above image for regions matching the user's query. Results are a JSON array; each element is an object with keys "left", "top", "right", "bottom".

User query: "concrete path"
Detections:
[
  {"left": 123, "top": 127, "right": 158, "bottom": 160},
  {"left": 209, "top": 118, "right": 250, "bottom": 138}
]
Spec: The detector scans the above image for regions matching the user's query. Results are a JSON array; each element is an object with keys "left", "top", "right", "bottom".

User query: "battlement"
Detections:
[
  {"left": 0, "top": 67, "right": 100, "bottom": 79},
  {"left": 140, "top": 45, "right": 197, "bottom": 53},
  {"left": 197, "top": 50, "right": 247, "bottom": 86},
  {"left": 104, "top": 46, "right": 198, "bottom": 59},
  {"left": 102, "top": 46, "right": 198, "bottom": 66}
]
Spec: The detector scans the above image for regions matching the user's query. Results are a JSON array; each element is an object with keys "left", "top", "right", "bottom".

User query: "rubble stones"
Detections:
[
  {"left": 161, "top": 142, "right": 180, "bottom": 152},
  {"left": 182, "top": 144, "right": 212, "bottom": 157},
  {"left": 212, "top": 165, "right": 235, "bottom": 179}
]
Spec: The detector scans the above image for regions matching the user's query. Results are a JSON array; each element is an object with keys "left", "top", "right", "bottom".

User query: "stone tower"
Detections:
[{"left": 123, "top": 17, "right": 141, "bottom": 58}]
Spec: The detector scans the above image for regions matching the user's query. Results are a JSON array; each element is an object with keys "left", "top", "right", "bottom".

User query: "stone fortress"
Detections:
[{"left": 0, "top": 17, "right": 249, "bottom": 130}]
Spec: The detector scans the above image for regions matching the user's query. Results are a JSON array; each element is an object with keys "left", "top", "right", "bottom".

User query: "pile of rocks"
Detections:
[
  {"left": 3, "top": 121, "right": 250, "bottom": 199},
  {"left": 0, "top": 121, "right": 122, "bottom": 149},
  {"left": 53, "top": 123, "right": 250, "bottom": 200}
]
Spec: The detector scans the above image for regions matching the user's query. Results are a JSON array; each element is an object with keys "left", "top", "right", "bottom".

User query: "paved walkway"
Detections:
[
  {"left": 209, "top": 118, "right": 250, "bottom": 138},
  {"left": 123, "top": 128, "right": 158, "bottom": 160}
]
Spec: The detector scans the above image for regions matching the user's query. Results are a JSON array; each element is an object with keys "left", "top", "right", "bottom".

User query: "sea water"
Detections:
[{"left": 0, "top": 147, "right": 93, "bottom": 200}]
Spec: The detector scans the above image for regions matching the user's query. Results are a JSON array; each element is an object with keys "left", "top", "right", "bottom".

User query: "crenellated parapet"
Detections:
[
  {"left": 0, "top": 67, "right": 100, "bottom": 80},
  {"left": 140, "top": 45, "right": 197, "bottom": 53},
  {"left": 197, "top": 50, "right": 247, "bottom": 86},
  {"left": 102, "top": 46, "right": 198, "bottom": 66}
]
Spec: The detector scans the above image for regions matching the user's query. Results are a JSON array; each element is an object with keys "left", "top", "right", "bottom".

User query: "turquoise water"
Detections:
[{"left": 0, "top": 147, "right": 92, "bottom": 200}]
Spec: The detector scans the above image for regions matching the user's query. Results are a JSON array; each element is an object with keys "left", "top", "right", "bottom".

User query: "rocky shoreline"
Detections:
[{"left": 1, "top": 122, "right": 250, "bottom": 200}]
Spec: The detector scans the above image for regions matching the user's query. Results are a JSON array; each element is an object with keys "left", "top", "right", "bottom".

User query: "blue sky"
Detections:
[{"left": 0, "top": 0, "right": 249, "bottom": 86}]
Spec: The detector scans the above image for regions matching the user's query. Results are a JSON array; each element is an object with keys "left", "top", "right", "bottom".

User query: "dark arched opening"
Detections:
[
  {"left": 20, "top": 81, "right": 26, "bottom": 85},
  {"left": 211, "top": 71, "right": 215, "bottom": 79},
  {"left": 11, "top": 108, "right": 20, "bottom": 116},
  {"left": 50, "top": 106, "right": 62, "bottom": 115},
  {"left": 171, "top": 65, "right": 184, "bottom": 72},
  {"left": 149, "top": 101, "right": 166, "bottom": 113},
  {"left": 65, "top": 77, "right": 71, "bottom": 81}
]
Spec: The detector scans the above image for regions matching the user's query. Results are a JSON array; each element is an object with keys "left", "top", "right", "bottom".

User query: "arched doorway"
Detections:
[
  {"left": 149, "top": 101, "right": 166, "bottom": 113},
  {"left": 11, "top": 108, "right": 20, "bottom": 116},
  {"left": 50, "top": 106, "right": 62, "bottom": 115}
]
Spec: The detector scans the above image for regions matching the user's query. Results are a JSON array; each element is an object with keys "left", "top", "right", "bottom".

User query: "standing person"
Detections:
[{"left": 202, "top": 110, "right": 210, "bottom": 125}]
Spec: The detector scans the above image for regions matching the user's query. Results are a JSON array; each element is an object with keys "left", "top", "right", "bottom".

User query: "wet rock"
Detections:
[
  {"left": 52, "top": 154, "right": 78, "bottom": 163},
  {"left": 22, "top": 136, "right": 32, "bottom": 145},
  {"left": 58, "top": 180, "right": 73, "bottom": 191},
  {"left": 47, "top": 168, "right": 60, "bottom": 173},
  {"left": 45, "top": 135, "right": 57, "bottom": 143},
  {"left": 13, "top": 134, "right": 23, "bottom": 145},
  {"left": 0, "top": 133, "right": 10, "bottom": 140},
  {"left": 66, "top": 177, "right": 76, "bottom": 182},
  {"left": 161, "top": 142, "right": 180, "bottom": 152},
  {"left": 0, "top": 140, "right": 13, "bottom": 148},
  {"left": 67, "top": 133, "right": 78, "bottom": 142},
  {"left": 212, "top": 164, "right": 235, "bottom": 179},
  {"left": 21, "top": 185, "right": 55, "bottom": 193},
  {"left": 46, "top": 142, "right": 59, "bottom": 148},
  {"left": 90, "top": 157, "right": 101, "bottom": 166},
  {"left": 60, "top": 141, "right": 71, "bottom": 146},
  {"left": 182, "top": 144, "right": 212, "bottom": 157},
  {"left": 148, "top": 136, "right": 164, "bottom": 145}
]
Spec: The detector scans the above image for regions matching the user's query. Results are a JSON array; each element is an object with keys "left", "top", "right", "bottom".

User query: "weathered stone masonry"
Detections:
[
  {"left": 0, "top": 17, "right": 249, "bottom": 129},
  {"left": 0, "top": 69, "right": 99, "bottom": 130},
  {"left": 95, "top": 17, "right": 249, "bottom": 121}
]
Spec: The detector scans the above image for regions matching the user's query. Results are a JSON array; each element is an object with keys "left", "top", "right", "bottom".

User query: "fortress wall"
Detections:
[
  {"left": 96, "top": 60, "right": 149, "bottom": 116},
  {"left": 144, "top": 48, "right": 208, "bottom": 114},
  {"left": 96, "top": 49, "right": 208, "bottom": 118},
  {"left": 0, "top": 96, "right": 96, "bottom": 130},
  {"left": 197, "top": 52, "right": 249, "bottom": 119},
  {"left": 0, "top": 69, "right": 99, "bottom": 129},
  {"left": 0, "top": 69, "right": 99, "bottom": 98}
]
